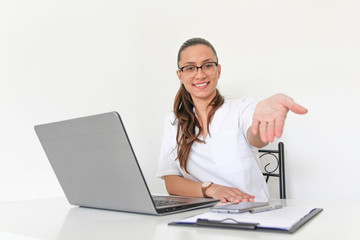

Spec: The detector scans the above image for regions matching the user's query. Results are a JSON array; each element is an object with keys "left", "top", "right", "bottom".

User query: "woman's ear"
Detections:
[
  {"left": 176, "top": 70, "right": 183, "bottom": 83},
  {"left": 217, "top": 64, "right": 221, "bottom": 79}
]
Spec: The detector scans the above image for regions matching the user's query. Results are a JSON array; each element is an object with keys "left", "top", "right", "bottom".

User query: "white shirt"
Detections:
[{"left": 156, "top": 97, "right": 269, "bottom": 201}]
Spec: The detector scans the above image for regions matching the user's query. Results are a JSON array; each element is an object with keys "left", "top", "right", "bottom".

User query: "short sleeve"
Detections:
[{"left": 156, "top": 113, "right": 182, "bottom": 179}]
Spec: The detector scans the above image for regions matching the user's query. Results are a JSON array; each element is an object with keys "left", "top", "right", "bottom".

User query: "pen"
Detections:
[{"left": 250, "top": 204, "right": 284, "bottom": 213}]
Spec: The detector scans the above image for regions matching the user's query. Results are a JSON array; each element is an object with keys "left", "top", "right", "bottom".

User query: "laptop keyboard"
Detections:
[{"left": 154, "top": 199, "right": 187, "bottom": 207}]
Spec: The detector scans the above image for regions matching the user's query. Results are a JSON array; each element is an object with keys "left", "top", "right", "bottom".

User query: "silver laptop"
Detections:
[{"left": 34, "top": 112, "right": 218, "bottom": 215}]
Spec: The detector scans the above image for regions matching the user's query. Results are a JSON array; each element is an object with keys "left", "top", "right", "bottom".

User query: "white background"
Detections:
[{"left": 1, "top": 0, "right": 359, "bottom": 201}]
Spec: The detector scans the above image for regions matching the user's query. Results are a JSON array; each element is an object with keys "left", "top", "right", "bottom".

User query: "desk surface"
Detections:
[{"left": 0, "top": 197, "right": 357, "bottom": 240}]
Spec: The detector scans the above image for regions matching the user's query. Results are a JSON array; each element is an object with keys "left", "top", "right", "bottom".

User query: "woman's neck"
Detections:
[{"left": 192, "top": 90, "right": 217, "bottom": 117}]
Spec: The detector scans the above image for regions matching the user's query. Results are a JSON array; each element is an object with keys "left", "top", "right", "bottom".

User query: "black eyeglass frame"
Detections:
[{"left": 179, "top": 62, "right": 219, "bottom": 73}]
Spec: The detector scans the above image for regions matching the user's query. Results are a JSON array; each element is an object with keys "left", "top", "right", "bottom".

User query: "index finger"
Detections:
[{"left": 275, "top": 116, "right": 286, "bottom": 138}]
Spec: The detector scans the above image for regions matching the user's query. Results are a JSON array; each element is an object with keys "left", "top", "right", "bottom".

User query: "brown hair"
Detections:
[{"left": 174, "top": 38, "right": 224, "bottom": 172}]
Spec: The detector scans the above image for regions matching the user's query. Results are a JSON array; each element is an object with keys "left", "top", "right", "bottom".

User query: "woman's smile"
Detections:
[{"left": 193, "top": 81, "right": 209, "bottom": 89}]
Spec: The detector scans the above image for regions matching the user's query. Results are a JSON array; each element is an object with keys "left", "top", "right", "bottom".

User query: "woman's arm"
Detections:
[
  {"left": 249, "top": 93, "right": 308, "bottom": 146},
  {"left": 164, "top": 175, "right": 255, "bottom": 203},
  {"left": 164, "top": 175, "right": 202, "bottom": 197}
]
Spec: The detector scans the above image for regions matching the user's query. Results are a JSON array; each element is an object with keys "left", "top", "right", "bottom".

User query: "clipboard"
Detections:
[{"left": 169, "top": 207, "right": 323, "bottom": 233}]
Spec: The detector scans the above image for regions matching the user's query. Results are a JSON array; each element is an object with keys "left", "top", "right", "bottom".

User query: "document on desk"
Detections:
[{"left": 169, "top": 207, "right": 323, "bottom": 233}]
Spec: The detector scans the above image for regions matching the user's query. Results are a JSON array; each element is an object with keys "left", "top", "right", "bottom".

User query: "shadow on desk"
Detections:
[{"left": 57, "top": 207, "right": 172, "bottom": 240}]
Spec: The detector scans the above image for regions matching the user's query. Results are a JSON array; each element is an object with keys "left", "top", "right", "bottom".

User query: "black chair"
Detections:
[{"left": 259, "top": 142, "right": 286, "bottom": 199}]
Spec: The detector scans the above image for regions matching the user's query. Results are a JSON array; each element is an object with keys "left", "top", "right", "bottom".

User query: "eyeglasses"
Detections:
[{"left": 179, "top": 62, "right": 218, "bottom": 78}]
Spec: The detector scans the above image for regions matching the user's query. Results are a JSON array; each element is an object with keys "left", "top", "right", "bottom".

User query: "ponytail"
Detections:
[{"left": 173, "top": 85, "right": 224, "bottom": 172}]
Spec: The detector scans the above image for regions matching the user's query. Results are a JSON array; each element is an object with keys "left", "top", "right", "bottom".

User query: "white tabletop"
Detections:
[{"left": 0, "top": 197, "right": 357, "bottom": 240}]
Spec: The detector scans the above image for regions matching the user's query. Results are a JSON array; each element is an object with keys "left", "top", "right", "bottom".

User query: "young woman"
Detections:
[{"left": 157, "top": 38, "right": 307, "bottom": 203}]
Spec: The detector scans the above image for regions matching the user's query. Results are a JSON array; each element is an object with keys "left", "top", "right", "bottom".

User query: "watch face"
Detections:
[{"left": 202, "top": 181, "right": 211, "bottom": 188}]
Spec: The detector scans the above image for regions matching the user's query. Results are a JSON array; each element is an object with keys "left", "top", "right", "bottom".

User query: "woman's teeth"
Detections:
[{"left": 194, "top": 82, "right": 208, "bottom": 87}]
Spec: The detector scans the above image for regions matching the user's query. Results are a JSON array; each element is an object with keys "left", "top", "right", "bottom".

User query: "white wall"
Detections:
[{"left": 1, "top": 0, "right": 359, "bottom": 201}]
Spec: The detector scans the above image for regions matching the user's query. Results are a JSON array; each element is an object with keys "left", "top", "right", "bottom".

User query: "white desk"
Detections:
[{"left": 0, "top": 197, "right": 357, "bottom": 240}]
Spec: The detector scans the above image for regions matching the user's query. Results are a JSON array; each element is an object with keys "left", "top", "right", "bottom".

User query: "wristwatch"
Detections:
[{"left": 201, "top": 181, "right": 213, "bottom": 198}]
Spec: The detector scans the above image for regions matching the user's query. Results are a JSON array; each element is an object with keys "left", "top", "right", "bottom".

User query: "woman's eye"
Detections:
[
  {"left": 204, "top": 63, "right": 213, "bottom": 69},
  {"left": 185, "top": 66, "right": 195, "bottom": 71}
]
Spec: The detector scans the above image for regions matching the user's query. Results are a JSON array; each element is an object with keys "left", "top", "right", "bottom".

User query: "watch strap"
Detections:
[{"left": 201, "top": 182, "right": 213, "bottom": 198}]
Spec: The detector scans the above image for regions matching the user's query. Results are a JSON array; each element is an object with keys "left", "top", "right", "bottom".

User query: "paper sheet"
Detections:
[{"left": 175, "top": 207, "right": 316, "bottom": 230}]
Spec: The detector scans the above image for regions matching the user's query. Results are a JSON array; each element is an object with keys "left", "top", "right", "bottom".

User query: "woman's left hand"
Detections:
[{"left": 251, "top": 93, "right": 308, "bottom": 143}]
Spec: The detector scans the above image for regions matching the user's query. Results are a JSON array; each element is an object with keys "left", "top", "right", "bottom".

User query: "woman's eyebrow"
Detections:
[
  {"left": 182, "top": 61, "right": 196, "bottom": 66},
  {"left": 182, "top": 58, "right": 215, "bottom": 66},
  {"left": 201, "top": 58, "right": 214, "bottom": 64}
]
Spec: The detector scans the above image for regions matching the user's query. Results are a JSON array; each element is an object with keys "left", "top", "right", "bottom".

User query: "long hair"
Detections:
[{"left": 174, "top": 38, "right": 224, "bottom": 173}]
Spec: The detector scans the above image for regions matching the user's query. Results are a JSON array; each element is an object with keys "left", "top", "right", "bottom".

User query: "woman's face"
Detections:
[{"left": 177, "top": 44, "right": 221, "bottom": 104}]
